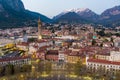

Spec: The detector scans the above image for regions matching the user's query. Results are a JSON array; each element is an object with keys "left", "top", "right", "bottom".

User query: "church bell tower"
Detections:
[{"left": 38, "top": 17, "right": 42, "bottom": 40}]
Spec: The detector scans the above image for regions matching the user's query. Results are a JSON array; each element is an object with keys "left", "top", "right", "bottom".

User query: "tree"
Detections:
[
  {"left": 105, "top": 32, "right": 112, "bottom": 37},
  {"left": 14, "top": 65, "right": 21, "bottom": 74},
  {"left": 68, "top": 26, "right": 72, "bottom": 32},
  {"left": 45, "top": 61, "right": 52, "bottom": 74},
  {"left": 92, "top": 73, "right": 101, "bottom": 80},
  {"left": 100, "top": 43, "right": 103, "bottom": 47},
  {"left": 74, "top": 60, "right": 86, "bottom": 76},
  {"left": 5, "top": 64, "right": 14, "bottom": 76},
  {"left": 66, "top": 63, "right": 74, "bottom": 74},
  {"left": 0, "top": 66, "right": 4, "bottom": 76},
  {"left": 115, "top": 71, "right": 120, "bottom": 80},
  {"left": 114, "top": 33, "right": 120, "bottom": 37},
  {"left": 38, "top": 62, "right": 44, "bottom": 73},
  {"left": 97, "top": 29, "right": 105, "bottom": 36},
  {"left": 92, "top": 39, "right": 96, "bottom": 46},
  {"left": 51, "top": 27, "right": 55, "bottom": 33},
  {"left": 28, "top": 38, "right": 36, "bottom": 42},
  {"left": 38, "top": 61, "right": 52, "bottom": 74},
  {"left": 21, "top": 64, "right": 31, "bottom": 72},
  {"left": 111, "top": 37, "right": 114, "bottom": 42},
  {"left": 104, "top": 38, "right": 109, "bottom": 42}
]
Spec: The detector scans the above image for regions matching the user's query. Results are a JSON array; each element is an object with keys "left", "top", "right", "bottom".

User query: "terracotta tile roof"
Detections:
[
  {"left": 36, "top": 49, "right": 45, "bottom": 53},
  {"left": 40, "top": 45, "right": 51, "bottom": 49},
  {"left": 88, "top": 59, "right": 120, "bottom": 65},
  {"left": 33, "top": 45, "right": 39, "bottom": 48},
  {"left": 17, "top": 42, "right": 29, "bottom": 46},
  {"left": 42, "top": 30, "right": 52, "bottom": 35},
  {"left": 37, "top": 39, "right": 48, "bottom": 43},
  {"left": 69, "top": 51, "right": 80, "bottom": 56},
  {"left": 46, "top": 50, "right": 58, "bottom": 55},
  {"left": 97, "top": 53, "right": 110, "bottom": 56},
  {"left": 64, "top": 50, "right": 72, "bottom": 54}
]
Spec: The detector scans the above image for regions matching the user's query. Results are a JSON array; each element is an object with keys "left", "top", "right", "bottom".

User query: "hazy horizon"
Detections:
[{"left": 22, "top": 0, "right": 120, "bottom": 18}]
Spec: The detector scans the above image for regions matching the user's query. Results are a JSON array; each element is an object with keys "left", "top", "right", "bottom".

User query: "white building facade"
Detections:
[
  {"left": 87, "top": 58, "right": 120, "bottom": 73},
  {"left": 0, "top": 57, "right": 31, "bottom": 66}
]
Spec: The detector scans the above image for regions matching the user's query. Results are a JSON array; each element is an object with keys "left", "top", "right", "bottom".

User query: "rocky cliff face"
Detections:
[
  {"left": 0, "top": 0, "right": 51, "bottom": 28},
  {"left": 0, "top": 4, "right": 4, "bottom": 12},
  {"left": 0, "top": 0, "right": 25, "bottom": 12}
]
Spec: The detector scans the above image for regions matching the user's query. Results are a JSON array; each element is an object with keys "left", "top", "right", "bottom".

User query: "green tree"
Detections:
[
  {"left": 104, "top": 38, "right": 109, "bottom": 42},
  {"left": 105, "top": 32, "right": 112, "bottom": 37},
  {"left": 21, "top": 64, "right": 31, "bottom": 72},
  {"left": 100, "top": 43, "right": 103, "bottom": 47},
  {"left": 66, "top": 63, "right": 74, "bottom": 74},
  {"left": 74, "top": 60, "right": 86, "bottom": 76},
  {"left": 14, "top": 65, "right": 21, "bottom": 74},
  {"left": 0, "top": 66, "right": 3, "bottom": 76},
  {"left": 28, "top": 38, "right": 36, "bottom": 42},
  {"left": 5, "top": 64, "right": 14, "bottom": 76},
  {"left": 114, "top": 33, "right": 120, "bottom": 37},
  {"left": 92, "top": 39, "right": 96, "bottom": 46},
  {"left": 38, "top": 61, "right": 52, "bottom": 74},
  {"left": 111, "top": 37, "right": 114, "bottom": 42},
  {"left": 115, "top": 71, "right": 120, "bottom": 80},
  {"left": 45, "top": 61, "right": 52, "bottom": 74},
  {"left": 51, "top": 27, "right": 55, "bottom": 33},
  {"left": 38, "top": 62, "right": 44, "bottom": 73},
  {"left": 97, "top": 29, "right": 105, "bottom": 36}
]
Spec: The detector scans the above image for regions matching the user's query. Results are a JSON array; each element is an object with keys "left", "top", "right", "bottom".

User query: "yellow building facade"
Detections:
[{"left": 67, "top": 55, "right": 80, "bottom": 63}]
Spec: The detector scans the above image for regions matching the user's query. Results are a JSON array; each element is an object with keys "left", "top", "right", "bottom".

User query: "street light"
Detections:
[
  {"left": 43, "top": 59, "right": 46, "bottom": 80},
  {"left": 20, "top": 74, "right": 24, "bottom": 80},
  {"left": 110, "top": 75, "right": 116, "bottom": 80},
  {"left": 64, "top": 62, "right": 68, "bottom": 80},
  {"left": 58, "top": 74, "right": 60, "bottom": 80}
]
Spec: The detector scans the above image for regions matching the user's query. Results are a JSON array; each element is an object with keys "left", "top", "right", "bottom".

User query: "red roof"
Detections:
[
  {"left": 88, "top": 59, "right": 120, "bottom": 65},
  {"left": 37, "top": 39, "right": 48, "bottom": 43},
  {"left": 36, "top": 49, "right": 45, "bottom": 53},
  {"left": 33, "top": 45, "right": 39, "bottom": 48},
  {"left": 17, "top": 42, "right": 29, "bottom": 46},
  {"left": 46, "top": 50, "right": 58, "bottom": 55},
  {"left": 63, "top": 50, "right": 72, "bottom": 55},
  {"left": 69, "top": 51, "right": 80, "bottom": 56}
]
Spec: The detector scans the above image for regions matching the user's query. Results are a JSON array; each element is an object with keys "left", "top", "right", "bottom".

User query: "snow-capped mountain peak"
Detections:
[
  {"left": 53, "top": 8, "right": 97, "bottom": 20},
  {"left": 62, "top": 8, "right": 89, "bottom": 13},
  {"left": 53, "top": 8, "right": 89, "bottom": 19},
  {"left": 70, "top": 8, "right": 89, "bottom": 13}
]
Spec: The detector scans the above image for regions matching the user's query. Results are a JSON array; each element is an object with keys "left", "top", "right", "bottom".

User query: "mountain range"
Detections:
[
  {"left": 0, "top": 0, "right": 120, "bottom": 28},
  {"left": 53, "top": 6, "right": 120, "bottom": 27},
  {"left": 53, "top": 8, "right": 99, "bottom": 22}
]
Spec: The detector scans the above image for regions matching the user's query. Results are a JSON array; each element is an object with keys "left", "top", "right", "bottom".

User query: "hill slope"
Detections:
[
  {"left": 0, "top": 0, "right": 51, "bottom": 28},
  {"left": 54, "top": 12, "right": 90, "bottom": 24},
  {"left": 99, "top": 5, "right": 120, "bottom": 27}
]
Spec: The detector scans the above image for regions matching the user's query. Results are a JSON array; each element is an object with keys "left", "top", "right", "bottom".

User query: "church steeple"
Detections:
[
  {"left": 23, "top": 30, "right": 28, "bottom": 42},
  {"left": 38, "top": 17, "right": 42, "bottom": 40}
]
